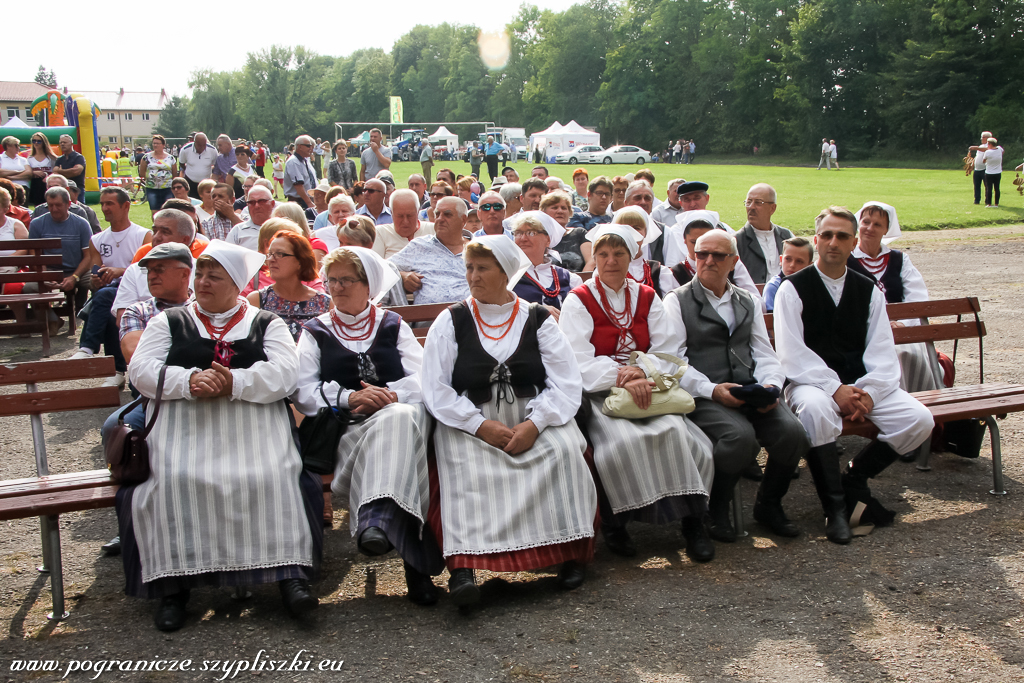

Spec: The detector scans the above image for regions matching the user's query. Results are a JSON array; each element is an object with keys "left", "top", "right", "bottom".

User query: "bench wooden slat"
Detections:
[
  {"left": 0, "top": 293, "right": 65, "bottom": 306},
  {"left": 0, "top": 238, "right": 63, "bottom": 251},
  {"left": 386, "top": 302, "right": 456, "bottom": 323},
  {"left": 0, "top": 271, "right": 65, "bottom": 284},
  {"left": 0, "top": 255, "right": 63, "bottom": 268},
  {"left": 886, "top": 297, "right": 981, "bottom": 320},
  {"left": 925, "top": 394, "right": 1024, "bottom": 422},
  {"left": 0, "top": 387, "right": 122, "bottom": 417},
  {"left": 912, "top": 383, "right": 1021, "bottom": 406},
  {"left": 0, "top": 486, "right": 119, "bottom": 521},
  {"left": 0, "top": 469, "right": 113, "bottom": 499},
  {"left": 0, "top": 357, "right": 117, "bottom": 386},
  {"left": 892, "top": 321, "right": 987, "bottom": 345},
  {"left": 841, "top": 419, "right": 879, "bottom": 439}
]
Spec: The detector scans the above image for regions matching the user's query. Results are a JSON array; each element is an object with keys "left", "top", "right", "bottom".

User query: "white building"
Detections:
[{"left": 79, "top": 88, "right": 169, "bottom": 148}]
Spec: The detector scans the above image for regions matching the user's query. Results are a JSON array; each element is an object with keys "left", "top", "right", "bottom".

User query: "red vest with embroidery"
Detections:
[{"left": 571, "top": 282, "right": 655, "bottom": 357}]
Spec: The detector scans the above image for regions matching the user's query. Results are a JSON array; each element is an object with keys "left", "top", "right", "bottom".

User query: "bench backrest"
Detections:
[{"left": 0, "top": 238, "right": 64, "bottom": 285}]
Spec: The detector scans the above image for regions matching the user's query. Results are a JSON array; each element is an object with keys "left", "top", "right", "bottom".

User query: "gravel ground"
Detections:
[{"left": 2, "top": 225, "right": 1023, "bottom": 683}]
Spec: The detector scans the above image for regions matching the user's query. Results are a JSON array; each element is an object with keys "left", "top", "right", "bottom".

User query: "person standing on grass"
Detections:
[
  {"left": 829, "top": 140, "right": 839, "bottom": 170},
  {"left": 817, "top": 138, "right": 831, "bottom": 170},
  {"left": 968, "top": 137, "right": 1003, "bottom": 207},
  {"left": 359, "top": 129, "right": 392, "bottom": 182}
]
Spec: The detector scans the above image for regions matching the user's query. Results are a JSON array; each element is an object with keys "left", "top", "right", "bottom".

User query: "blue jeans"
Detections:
[
  {"left": 80, "top": 281, "right": 126, "bottom": 372},
  {"left": 146, "top": 187, "right": 173, "bottom": 211},
  {"left": 101, "top": 397, "right": 146, "bottom": 447}
]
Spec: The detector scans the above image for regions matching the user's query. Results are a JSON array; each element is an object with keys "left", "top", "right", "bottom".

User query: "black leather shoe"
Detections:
[
  {"left": 447, "top": 568, "right": 480, "bottom": 607},
  {"left": 601, "top": 524, "right": 637, "bottom": 557},
  {"left": 357, "top": 526, "right": 392, "bottom": 556},
  {"left": 824, "top": 514, "right": 852, "bottom": 545},
  {"left": 805, "top": 443, "right": 853, "bottom": 545},
  {"left": 556, "top": 561, "right": 586, "bottom": 590},
  {"left": 404, "top": 563, "right": 439, "bottom": 606},
  {"left": 154, "top": 591, "right": 189, "bottom": 632},
  {"left": 752, "top": 501, "right": 800, "bottom": 538},
  {"left": 682, "top": 516, "right": 715, "bottom": 562},
  {"left": 707, "top": 475, "right": 738, "bottom": 543},
  {"left": 102, "top": 536, "right": 121, "bottom": 556},
  {"left": 279, "top": 579, "right": 318, "bottom": 616}
]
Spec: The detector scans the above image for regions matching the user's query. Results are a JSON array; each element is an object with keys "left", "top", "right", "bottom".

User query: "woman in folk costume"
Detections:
[
  {"left": 511, "top": 210, "right": 583, "bottom": 317},
  {"left": 421, "top": 235, "right": 598, "bottom": 608},
  {"left": 610, "top": 206, "right": 682, "bottom": 298},
  {"left": 559, "top": 225, "right": 716, "bottom": 562},
  {"left": 118, "top": 241, "right": 322, "bottom": 632},
  {"left": 292, "top": 246, "right": 443, "bottom": 606},
  {"left": 847, "top": 201, "right": 944, "bottom": 394}
]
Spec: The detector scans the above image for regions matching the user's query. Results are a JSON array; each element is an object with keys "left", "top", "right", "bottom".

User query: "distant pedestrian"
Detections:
[
  {"left": 969, "top": 131, "right": 992, "bottom": 205},
  {"left": 817, "top": 138, "right": 831, "bottom": 170},
  {"left": 969, "top": 137, "right": 1003, "bottom": 207},
  {"left": 829, "top": 140, "right": 839, "bottom": 170}
]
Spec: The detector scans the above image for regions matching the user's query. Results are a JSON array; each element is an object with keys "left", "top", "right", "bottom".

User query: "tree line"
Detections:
[{"left": 154, "top": 0, "right": 1024, "bottom": 160}]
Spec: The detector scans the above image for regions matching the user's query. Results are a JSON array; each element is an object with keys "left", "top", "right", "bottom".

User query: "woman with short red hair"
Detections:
[{"left": 246, "top": 228, "right": 330, "bottom": 341}]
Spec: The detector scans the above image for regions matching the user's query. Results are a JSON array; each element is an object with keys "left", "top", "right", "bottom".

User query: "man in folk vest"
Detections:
[
  {"left": 773, "top": 207, "right": 933, "bottom": 545},
  {"left": 735, "top": 183, "right": 794, "bottom": 284},
  {"left": 666, "top": 230, "right": 809, "bottom": 543}
]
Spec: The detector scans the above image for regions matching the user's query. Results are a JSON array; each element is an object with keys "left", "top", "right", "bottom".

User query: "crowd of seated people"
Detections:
[{"left": 2, "top": 135, "right": 945, "bottom": 633}]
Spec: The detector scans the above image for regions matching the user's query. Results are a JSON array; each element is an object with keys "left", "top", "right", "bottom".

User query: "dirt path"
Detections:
[{"left": 2, "top": 227, "right": 1023, "bottom": 682}]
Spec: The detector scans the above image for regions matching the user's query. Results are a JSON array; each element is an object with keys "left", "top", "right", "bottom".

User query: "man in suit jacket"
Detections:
[
  {"left": 736, "top": 183, "right": 793, "bottom": 284},
  {"left": 664, "top": 229, "right": 809, "bottom": 545}
]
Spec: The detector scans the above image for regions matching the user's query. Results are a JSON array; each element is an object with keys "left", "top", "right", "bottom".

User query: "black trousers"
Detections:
[
  {"left": 973, "top": 169, "right": 986, "bottom": 204},
  {"left": 984, "top": 173, "right": 1001, "bottom": 206},
  {"left": 485, "top": 155, "right": 499, "bottom": 181},
  {"left": 186, "top": 176, "right": 202, "bottom": 199}
]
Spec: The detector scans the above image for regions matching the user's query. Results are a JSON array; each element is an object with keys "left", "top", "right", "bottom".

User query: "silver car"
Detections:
[
  {"left": 588, "top": 145, "right": 650, "bottom": 165},
  {"left": 554, "top": 145, "right": 604, "bottom": 164}
]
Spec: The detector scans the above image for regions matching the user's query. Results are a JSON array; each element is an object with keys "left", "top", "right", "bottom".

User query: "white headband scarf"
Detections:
[
  {"left": 470, "top": 234, "right": 532, "bottom": 290},
  {"left": 855, "top": 201, "right": 902, "bottom": 244},
  {"left": 322, "top": 246, "right": 400, "bottom": 305}
]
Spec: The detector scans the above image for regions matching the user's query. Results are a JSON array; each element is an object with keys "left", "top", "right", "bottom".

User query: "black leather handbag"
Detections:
[
  {"left": 105, "top": 366, "right": 167, "bottom": 485},
  {"left": 297, "top": 383, "right": 351, "bottom": 475}
]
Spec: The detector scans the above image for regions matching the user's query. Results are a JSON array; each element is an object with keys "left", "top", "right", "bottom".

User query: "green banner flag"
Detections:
[{"left": 389, "top": 97, "right": 404, "bottom": 124}]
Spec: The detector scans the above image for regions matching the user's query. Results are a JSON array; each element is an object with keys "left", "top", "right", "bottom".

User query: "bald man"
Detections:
[{"left": 735, "top": 183, "right": 793, "bottom": 284}]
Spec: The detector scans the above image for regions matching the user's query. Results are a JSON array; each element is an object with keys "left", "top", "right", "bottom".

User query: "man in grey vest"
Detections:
[
  {"left": 773, "top": 207, "right": 933, "bottom": 545},
  {"left": 665, "top": 230, "right": 809, "bottom": 544},
  {"left": 735, "top": 183, "right": 793, "bottom": 284}
]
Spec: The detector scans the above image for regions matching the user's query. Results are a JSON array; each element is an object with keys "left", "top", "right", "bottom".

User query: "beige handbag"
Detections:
[{"left": 601, "top": 351, "right": 696, "bottom": 419}]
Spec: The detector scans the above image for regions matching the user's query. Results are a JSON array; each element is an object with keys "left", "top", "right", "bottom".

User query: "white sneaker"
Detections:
[
  {"left": 70, "top": 349, "right": 94, "bottom": 360},
  {"left": 102, "top": 372, "right": 126, "bottom": 389}
]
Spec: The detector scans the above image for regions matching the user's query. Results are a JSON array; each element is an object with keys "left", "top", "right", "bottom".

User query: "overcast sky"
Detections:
[{"left": 9, "top": 1, "right": 582, "bottom": 97}]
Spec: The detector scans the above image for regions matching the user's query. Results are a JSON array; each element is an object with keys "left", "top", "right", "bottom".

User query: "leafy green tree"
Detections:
[
  {"left": 34, "top": 66, "right": 57, "bottom": 88},
  {"left": 188, "top": 69, "right": 245, "bottom": 139},
  {"left": 152, "top": 96, "right": 191, "bottom": 139}
]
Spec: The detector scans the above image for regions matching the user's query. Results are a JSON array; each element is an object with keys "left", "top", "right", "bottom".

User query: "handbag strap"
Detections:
[
  {"left": 318, "top": 381, "right": 344, "bottom": 413},
  {"left": 141, "top": 365, "right": 168, "bottom": 438},
  {"left": 629, "top": 351, "right": 688, "bottom": 391}
]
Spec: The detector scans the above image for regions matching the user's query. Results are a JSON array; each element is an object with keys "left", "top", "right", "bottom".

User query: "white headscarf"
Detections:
[
  {"left": 585, "top": 224, "right": 643, "bottom": 259},
  {"left": 611, "top": 205, "right": 660, "bottom": 248},
  {"left": 470, "top": 234, "right": 531, "bottom": 290},
  {"left": 199, "top": 241, "right": 266, "bottom": 292},
  {"left": 513, "top": 210, "right": 565, "bottom": 249},
  {"left": 855, "top": 201, "right": 901, "bottom": 244},
  {"left": 675, "top": 209, "right": 721, "bottom": 233},
  {"left": 322, "top": 246, "right": 400, "bottom": 305}
]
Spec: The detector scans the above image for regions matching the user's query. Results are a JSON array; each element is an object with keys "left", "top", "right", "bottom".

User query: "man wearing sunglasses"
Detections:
[
  {"left": 471, "top": 191, "right": 511, "bottom": 238},
  {"left": 773, "top": 206, "right": 933, "bottom": 545},
  {"left": 736, "top": 183, "right": 793, "bottom": 284},
  {"left": 665, "top": 229, "right": 808, "bottom": 546},
  {"left": 224, "top": 186, "right": 275, "bottom": 251},
  {"left": 355, "top": 178, "right": 394, "bottom": 225}
]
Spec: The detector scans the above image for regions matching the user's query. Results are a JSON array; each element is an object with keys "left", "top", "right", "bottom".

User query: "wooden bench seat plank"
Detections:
[
  {"left": 912, "top": 383, "right": 1023, "bottom": 406},
  {"left": 0, "top": 387, "right": 122, "bottom": 417},
  {"left": 926, "top": 395, "right": 1024, "bottom": 422},
  {"left": 885, "top": 297, "right": 980, "bottom": 320},
  {"left": 0, "top": 293, "right": 65, "bottom": 305},
  {"left": 0, "top": 238, "right": 62, "bottom": 251},
  {"left": 0, "top": 255, "right": 63, "bottom": 268},
  {"left": 0, "top": 470, "right": 113, "bottom": 499},
  {"left": 0, "top": 357, "right": 116, "bottom": 385},
  {"left": 0, "top": 272, "right": 68, "bottom": 285},
  {"left": 892, "top": 321, "right": 987, "bottom": 345},
  {"left": 841, "top": 419, "right": 880, "bottom": 438},
  {"left": 0, "top": 486, "right": 119, "bottom": 521},
  {"left": 386, "top": 302, "right": 456, "bottom": 323}
]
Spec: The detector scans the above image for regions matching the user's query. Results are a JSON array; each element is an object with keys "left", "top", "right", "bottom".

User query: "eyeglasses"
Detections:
[
  {"left": 479, "top": 203, "right": 504, "bottom": 212},
  {"left": 591, "top": 191, "right": 611, "bottom": 199},
  {"left": 246, "top": 198, "right": 272, "bottom": 207},
  {"left": 816, "top": 230, "right": 855, "bottom": 242},
  {"left": 694, "top": 251, "right": 734, "bottom": 262},
  {"left": 429, "top": 192, "right": 447, "bottom": 199},
  {"left": 514, "top": 229, "right": 548, "bottom": 238},
  {"left": 326, "top": 276, "right": 363, "bottom": 288},
  {"left": 743, "top": 199, "right": 774, "bottom": 207},
  {"left": 364, "top": 188, "right": 382, "bottom": 195},
  {"left": 266, "top": 251, "right": 295, "bottom": 260}
]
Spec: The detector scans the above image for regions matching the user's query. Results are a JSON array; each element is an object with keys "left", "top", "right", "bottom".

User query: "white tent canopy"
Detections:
[
  {"left": 2, "top": 116, "right": 30, "bottom": 128},
  {"left": 428, "top": 126, "right": 459, "bottom": 148},
  {"left": 529, "top": 120, "right": 600, "bottom": 162}
]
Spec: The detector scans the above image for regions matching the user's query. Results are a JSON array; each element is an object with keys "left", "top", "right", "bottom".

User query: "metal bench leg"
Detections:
[
  {"left": 732, "top": 483, "right": 747, "bottom": 538},
  {"left": 44, "top": 515, "right": 68, "bottom": 621},
  {"left": 38, "top": 516, "right": 51, "bottom": 573},
  {"left": 915, "top": 438, "right": 932, "bottom": 472},
  {"left": 985, "top": 416, "right": 1006, "bottom": 496}
]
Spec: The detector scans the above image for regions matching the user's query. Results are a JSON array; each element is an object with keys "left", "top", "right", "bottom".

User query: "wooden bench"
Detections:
[
  {"left": 0, "top": 357, "right": 123, "bottom": 620},
  {"left": 0, "top": 238, "right": 78, "bottom": 356}
]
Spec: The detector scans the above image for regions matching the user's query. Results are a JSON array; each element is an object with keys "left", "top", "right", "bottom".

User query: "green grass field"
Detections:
[{"left": 122, "top": 161, "right": 1023, "bottom": 234}]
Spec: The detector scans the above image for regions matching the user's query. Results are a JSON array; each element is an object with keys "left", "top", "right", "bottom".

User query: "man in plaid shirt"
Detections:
[{"left": 201, "top": 183, "right": 243, "bottom": 241}]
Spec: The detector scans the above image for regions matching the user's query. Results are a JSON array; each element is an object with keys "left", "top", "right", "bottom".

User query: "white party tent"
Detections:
[
  {"left": 427, "top": 126, "right": 459, "bottom": 149},
  {"left": 529, "top": 120, "right": 600, "bottom": 162}
]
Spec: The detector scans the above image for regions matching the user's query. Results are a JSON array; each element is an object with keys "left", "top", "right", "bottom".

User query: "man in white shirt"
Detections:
[
  {"left": 0, "top": 136, "right": 31, "bottom": 188},
  {"left": 70, "top": 187, "right": 153, "bottom": 387},
  {"left": 373, "top": 189, "right": 434, "bottom": 261},
  {"left": 665, "top": 230, "right": 808, "bottom": 543},
  {"left": 773, "top": 206, "right": 933, "bottom": 545},
  {"left": 225, "top": 186, "right": 275, "bottom": 251},
  {"left": 388, "top": 197, "right": 470, "bottom": 304},
  {"left": 968, "top": 136, "right": 1004, "bottom": 207},
  {"left": 651, "top": 178, "right": 685, "bottom": 226},
  {"left": 735, "top": 183, "right": 794, "bottom": 284},
  {"left": 177, "top": 132, "right": 217, "bottom": 198},
  {"left": 969, "top": 130, "right": 992, "bottom": 205},
  {"left": 817, "top": 138, "right": 831, "bottom": 170}
]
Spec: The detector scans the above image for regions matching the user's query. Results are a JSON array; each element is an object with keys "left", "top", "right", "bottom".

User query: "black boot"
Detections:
[
  {"left": 843, "top": 440, "right": 900, "bottom": 527},
  {"left": 404, "top": 562, "right": 439, "bottom": 606},
  {"left": 154, "top": 590, "right": 189, "bottom": 632},
  {"left": 753, "top": 456, "right": 800, "bottom": 538},
  {"left": 682, "top": 516, "right": 715, "bottom": 562},
  {"left": 447, "top": 568, "right": 480, "bottom": 607},
  {"left": 601, "top": 523, "right": 637, "bottom": 557},
  {"left": 357, "top": 526, "right": 393, "bottom": 556},
  {"left": 556, "top": 561, "right": 586, "bottom": 590},
  {"left": 803, "top": 443, "right": 852, "bottom": 544},
  {"left": 706, "top": 473, "right": 739, "bottom": 543},
  {"left": 279, "top": 578, "right": 318, "bottom": 616}
]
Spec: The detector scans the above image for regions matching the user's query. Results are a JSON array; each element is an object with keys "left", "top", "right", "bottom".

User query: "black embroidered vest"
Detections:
[
  {"left": 164, "top": 307, "right": 272, "bottom": 370},
  {"left": 303, "top": 311, "right": 406, "bottom": 390}
]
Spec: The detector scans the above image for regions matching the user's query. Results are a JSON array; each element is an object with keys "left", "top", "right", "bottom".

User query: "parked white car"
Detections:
[
  {"left": 554, "top": 145, "right": 604, "bottom": 164},
  {"left": 587, "top": 145, "right": 650, "bottom": 165}
]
